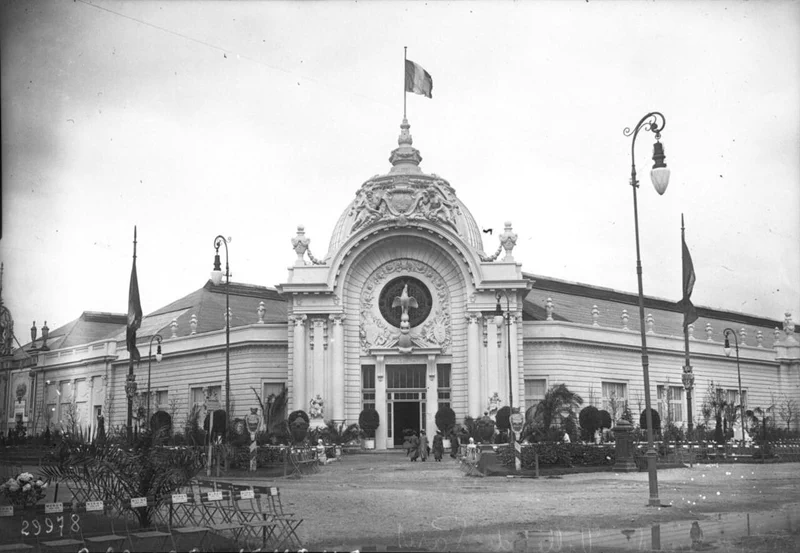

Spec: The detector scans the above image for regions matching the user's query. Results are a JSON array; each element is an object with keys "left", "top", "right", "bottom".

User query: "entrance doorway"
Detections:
[{"left": 392, "top": 401, "right": 420, "bottom": 447}]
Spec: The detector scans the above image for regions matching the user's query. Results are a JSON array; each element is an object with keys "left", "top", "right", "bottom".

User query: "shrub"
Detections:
[
  {"left": 639, "top": 409, "right": 661, "bottom": 436},
  {"left": 476, "top": 417, "right": 496, "bottom": 443},
  {"left": 579, "top": 405, "right": 602, "bottom": 441},
  {"left": 289, "top": 418, "right": 309, "bottom": 444},
  {"left": 435, "top": 406, "right": 457, "bottom": 435},
  {"left": 358, "top": 408, "right": 380, "bottom": 439},
  {"left": 599, "top": 410, "right": 613, "bottom": 430},
  {"left": 288, "top": 410, "right": 310, "bottom": 425},
  {"left": 495, "top": 406, "right": 511, "bottom": 431}
]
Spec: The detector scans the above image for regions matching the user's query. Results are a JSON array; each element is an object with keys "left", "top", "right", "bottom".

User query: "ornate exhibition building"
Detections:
[{"left": 2, "top": 121, "right": 799, "bottom": 448}]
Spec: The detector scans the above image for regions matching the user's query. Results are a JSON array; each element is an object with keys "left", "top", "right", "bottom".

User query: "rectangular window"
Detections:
[
  {"left": 386, "top": 365, "right": 426, "bottom": 389},
  {"left": 362, "top": 365, "right": 375, "bottom": 411},
  {"left": 437, "top": 364, "right": 451, "bottom": 409},
  {"left": 601, "top": 382, "right": 627, "bottom": 421},
  {"left": 156, "top": 390, "right": 169, "bottom": 410},
  {"left": 191, "top": 386, "right": 221, "bottom": 410},
  {"left": 525, "top": 379, "right": 547, "bottom": 413},
  {"left": 657, "top": 386, "right": 684, "bottom": 423}
]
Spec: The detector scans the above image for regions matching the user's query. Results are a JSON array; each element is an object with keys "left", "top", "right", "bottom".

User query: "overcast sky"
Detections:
[{"left": 1, "top": 0, "right": 798, "bottom": 343}]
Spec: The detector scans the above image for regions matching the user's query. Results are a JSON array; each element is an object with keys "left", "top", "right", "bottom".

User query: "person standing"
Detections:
[
  {"left": 449, "top": 431, "right": 460, "bottom": 459},
  {"left": 409, "top": 431, "right": 421, "bottom": 461},
  {"left": 417, "top": 430, "right": 429, "bottom": 462},
  {"left": 432, "top": 432, "right": 444, "bottom": 462}
]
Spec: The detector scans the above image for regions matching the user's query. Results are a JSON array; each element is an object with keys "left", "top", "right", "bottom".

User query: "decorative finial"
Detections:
[
  {"left": 171, "top": 318, "right": 178, "bottom": 339},
  {"left": 621, "top": 309, "right": 629, "bottom": 331},
  {"left": 257, "top": 301, "right": 266, "bottom": 324},
  {"left": 739, "top": 327, "right": 747, "bottom": 346},
  {"left": 389, "top": 118, "right": 423, "bottom": 172},
  {"left": 688, "top": 322, "right": 695, "bottom": 340},
  {"left": 756, "top": 330, "right": 763, "bottom": 348},
  {"left": 499, "top": 222, "right": 518, "bottom": 262},
  {"left": 190, "top": 314, "right": 197, "bottom": 335},
  {"left": 646, "top": 313, "right": 655, "bottom": 334},
  {"left": 706, "top": 322, "right": 714, "bottom": 341},
  {"left": 545, "top": 298, "right": 554, "bottom": 321},
  {"left": 291, "top": 225, "right": 310, "bottom": 266},
  {"left": 592, "top": 305, "right": 600, "bottom": 326}
]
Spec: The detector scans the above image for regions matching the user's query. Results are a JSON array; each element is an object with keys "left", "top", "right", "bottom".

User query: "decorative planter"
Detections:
[{"left": 363, "top": 439, "right": 376, "bottom": 450}]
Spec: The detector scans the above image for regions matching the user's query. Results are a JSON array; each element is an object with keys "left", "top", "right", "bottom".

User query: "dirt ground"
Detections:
[{"left": 223, "top": 451, "right": 800, "bottom": 552}]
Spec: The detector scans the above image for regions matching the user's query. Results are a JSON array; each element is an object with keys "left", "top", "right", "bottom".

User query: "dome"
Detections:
[{"left": 326, "top": 119, "right": 485, "bottom": 258}]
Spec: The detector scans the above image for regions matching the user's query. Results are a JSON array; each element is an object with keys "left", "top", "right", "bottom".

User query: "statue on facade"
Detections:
[
  {"left": 309, "top": 394, "right": 324, "bottom": 419},
  {"left": 487, "top": 392, "right": 502, "bottom": 419}
]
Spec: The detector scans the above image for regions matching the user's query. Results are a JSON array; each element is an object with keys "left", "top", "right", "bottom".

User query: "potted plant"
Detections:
[
  {"left": 288, "top": 410, "right": 310, "bottom": 445},
  {"left": 358, "top": 407, "right": 380, "bottom": 449},
  {"left": 435, "top": 406, "right": 456, "bottom": 450}
]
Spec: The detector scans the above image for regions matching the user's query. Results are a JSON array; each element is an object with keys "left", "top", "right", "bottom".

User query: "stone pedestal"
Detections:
[{"left": 612, "top": 419, "right": 638, "bottom": 472}]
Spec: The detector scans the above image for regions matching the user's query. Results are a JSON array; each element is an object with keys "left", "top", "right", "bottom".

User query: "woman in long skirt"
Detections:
[
  {"left": 417, "top": 430, "right": 429, "bottom": 462},
  {"left": 432, "top": 432, "right": 444, "bottom": 462}
]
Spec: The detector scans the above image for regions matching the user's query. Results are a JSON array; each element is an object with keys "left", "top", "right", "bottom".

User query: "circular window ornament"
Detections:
[{"left": 378, "top": 277, "right": 433, "bottom": 328}]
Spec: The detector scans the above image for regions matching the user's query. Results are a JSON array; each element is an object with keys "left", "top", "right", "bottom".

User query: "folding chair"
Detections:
[
  {"left": 37, "top": 502, "right": 85, "bottom": 553},
  {"left": 122, "top": 496, "right": 172, "bottom": 552},
  {"left": 74, "top": 500, "right": 128, "bottom": 553},
  {"left": 225, "top": 484, "right": 280, "bottom": 551},
  {"left": 253, "top": 485, "right": 303, "bottom": 550},
  {"left": 163, "top": 492, "right": 210, "bottom": 552},
  {"left": 194, "top": 486, "right": 246, "bottom": 549}
]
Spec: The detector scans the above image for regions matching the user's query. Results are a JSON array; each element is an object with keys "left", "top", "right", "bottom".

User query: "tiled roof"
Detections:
[{"left": 523, "top": 273, "right": 792, "bottom": 348}]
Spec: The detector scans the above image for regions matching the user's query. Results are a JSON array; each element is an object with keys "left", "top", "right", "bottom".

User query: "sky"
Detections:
[{"left": 1, "top": 0, "right": 799, "bottom": 343}]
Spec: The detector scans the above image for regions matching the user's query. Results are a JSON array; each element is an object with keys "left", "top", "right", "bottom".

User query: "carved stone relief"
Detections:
[{"left": 359, "top": 259, "right": 451, "bottom": 353}]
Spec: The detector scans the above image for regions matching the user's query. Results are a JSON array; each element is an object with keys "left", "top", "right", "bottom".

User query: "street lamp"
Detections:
[
  {"left": 494, "top": 291, "right": 515, "bottom": 440},
  {"left": 211, "top": 235, "right": 231, "bottom": 441},
  {"left": 723, "top": 328, "right": 746, "bottom": 444},
  {"left": 146, "top": 334, "right": 163, "bottom": 425},
  {"left": 623, "top": 111, "right": 671, "bottom": 507}
]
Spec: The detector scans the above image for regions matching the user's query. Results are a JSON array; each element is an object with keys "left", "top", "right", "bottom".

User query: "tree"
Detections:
[
  {"left": 531, "top": 384, "right": 583, "bottom": 434},
  {"left": 702, "top": 380, "right": 729, "bottom": 444},
  {"left": 358, "top": 408, "right": 380, "bottom": 439},
  {"left": 776, "top": 394, "right": 798, "bottom": 432}
]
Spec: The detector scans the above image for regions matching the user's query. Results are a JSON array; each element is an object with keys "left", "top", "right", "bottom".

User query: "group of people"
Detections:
[{"left": 403, "top": 430, "right": 460, "bottom": 462}]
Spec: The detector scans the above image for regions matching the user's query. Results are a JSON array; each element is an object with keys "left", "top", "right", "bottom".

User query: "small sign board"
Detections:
[
  {"left": 510, "top": 412, "right": 524, "bottom": 434},
  {"left": 130, "top": 497, "right": 147, "bottom": 508},
  {"left": 85, "top": 501, "right": 104, "bottom": 512},
  {"left": 206, "top": 399, "right": 221, "bottom": 411},
  {"left": 240, "top": 490, "right": 255, "bottom": 500},
  {"left": 171, "top": 494, "right": 188, "bottom": 504},
  {"left": 0, "top": 505, "right": 13, "bottom": 517},
  {"left": 207, "top": 491, "right": 223, "bottom": 501},
  {"left": 45, "top": 503, "right": 63, "bottom": 514}
]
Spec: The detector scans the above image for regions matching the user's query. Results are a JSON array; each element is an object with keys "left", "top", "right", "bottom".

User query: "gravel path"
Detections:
[{"left": 221, "top": 452, "right": 800, "bottom": 551}]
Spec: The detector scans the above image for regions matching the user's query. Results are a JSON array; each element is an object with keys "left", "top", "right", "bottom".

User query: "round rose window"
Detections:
[{"left": 378, "top": 277, "right": 433, "bottom": 328}]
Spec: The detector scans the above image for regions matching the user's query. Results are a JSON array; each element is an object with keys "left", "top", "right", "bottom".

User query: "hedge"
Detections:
[{"left": 497, "top": 443, "right": 617, "bottom": 469}]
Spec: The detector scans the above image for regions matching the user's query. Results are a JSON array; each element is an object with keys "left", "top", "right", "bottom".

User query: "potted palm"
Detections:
[
  {"left": 358, "top": 408, "right": 380, "bottom": 449},
  {"left": 435, "top": 406, "right": 456, "bottom": 450}
]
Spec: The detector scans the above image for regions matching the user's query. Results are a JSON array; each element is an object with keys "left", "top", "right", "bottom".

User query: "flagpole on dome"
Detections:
[
  {"left": 680, "top": 213, "right": 696, "bottom": 456},
  {"left": 403, "top": 46, "right": 407, "bottom": 120}
]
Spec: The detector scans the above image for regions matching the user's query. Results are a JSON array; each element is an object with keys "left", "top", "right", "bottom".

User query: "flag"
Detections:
[
  {"left": 127, "top": 254, "right": 143, "bottom": 362},
  {"left": 405, "top": 59, "right": 433, "bottom": 98},
  {"left": 678, "top": 234, "right": 698, "bottom": 328}
]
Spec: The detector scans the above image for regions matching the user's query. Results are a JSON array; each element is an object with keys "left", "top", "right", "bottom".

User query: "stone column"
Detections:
[
  {"left": 511, "top": 312, "right": 522, "bottom": 412},
  {"left": 375, "top": 355, "right": 387, "bottom": 449},
  {"left": 329, "top": 314, "right": 346, "bottom": 424},
  {"left": 486, "top": 315, "right": 501, "bottom": 412},
  {"left": 88, "top": 377, "right": 96, "bottom": 439},
  {"left": 426, "top": 355, "right": 438, "bottom": 435},
  {"left": 310, "top": 318, "right": 326, "bottom": 411},
  {"left": 291, "top": 315, "right": 307, "bottom": 412},
  {"left": 467, "top": 313, "right": 482, "bottom": 418}
]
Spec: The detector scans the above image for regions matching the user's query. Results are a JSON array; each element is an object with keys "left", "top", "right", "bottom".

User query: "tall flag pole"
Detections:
[
  {"left": 404, "top": 46, "right": 407, "bottom": 120},
  {"left": 126, "top": 226, "right": 143, "bottom": 442},
  {"left": 404, "top": 49, "right": 433, "bottom": 119},
  {"left": 680, "top": 214, "right": 697, "bottom": 451}
]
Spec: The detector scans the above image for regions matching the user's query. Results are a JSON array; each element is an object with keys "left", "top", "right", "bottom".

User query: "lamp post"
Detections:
[
  {"left": 723, "top": 328, "right": 746, "bottom": 444},
  {"left": 211, "top": 235, "right": 231, "bottom": 442},
  {"left": 494, "top": 291, "right": 515, "bottom": 438},
  {"left": 146, "top": 334, "right": 163, "bottom": 425},
  {"left": 623, "top": 111, "right": 671, "bottom": 507}
]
